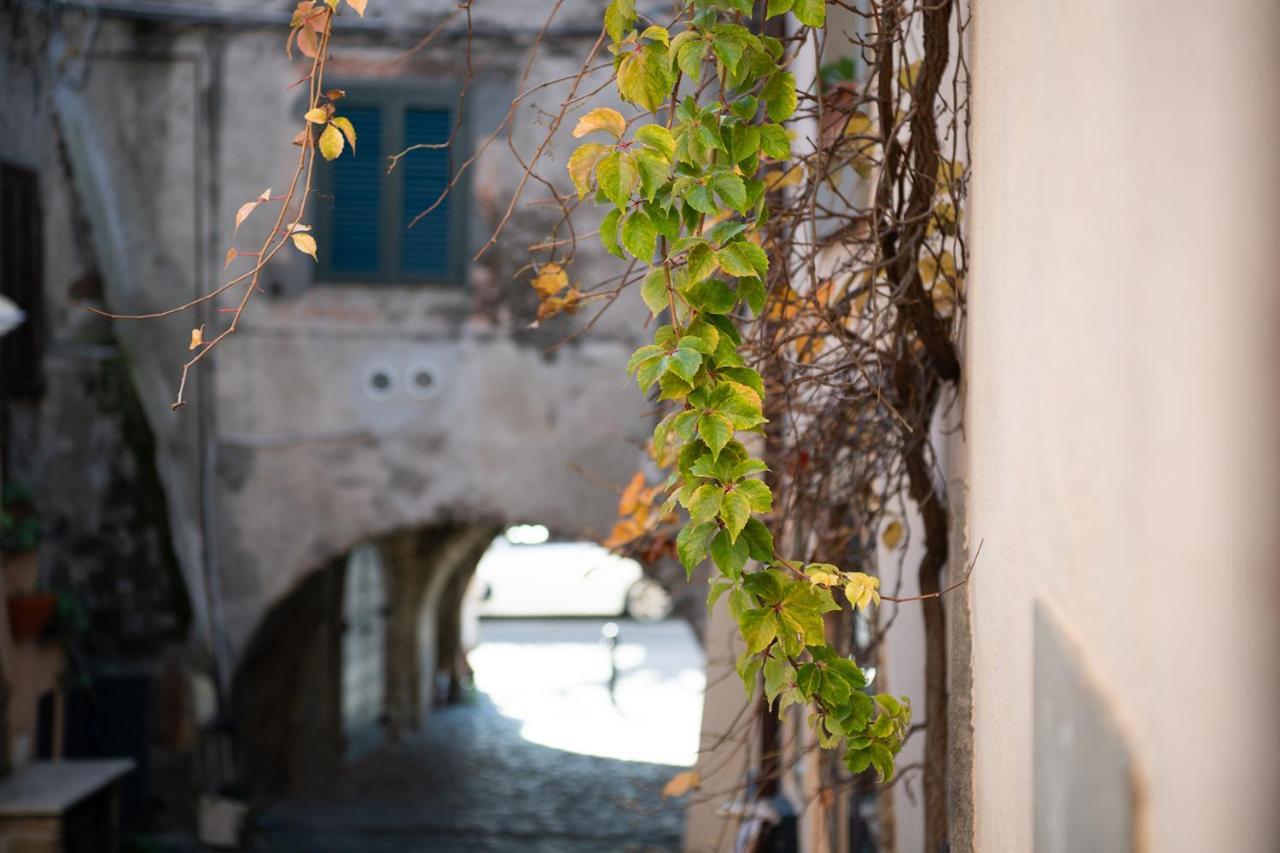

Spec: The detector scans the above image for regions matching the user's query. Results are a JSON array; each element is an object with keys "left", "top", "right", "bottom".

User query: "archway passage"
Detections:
[{"left": 240, "top": 523, "right": 705, "bottom": 850}]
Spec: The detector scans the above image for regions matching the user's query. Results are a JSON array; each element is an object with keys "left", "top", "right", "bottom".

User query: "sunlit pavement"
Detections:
[
  {"left": 472, "top": 618, "right": 705, "bottom": 767},
  {"left": 248, "top": 618, "right": 705, "bottom": 852}
]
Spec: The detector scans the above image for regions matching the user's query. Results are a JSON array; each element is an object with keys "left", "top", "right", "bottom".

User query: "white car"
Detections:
[{"left": 471, "top": 526, "right": 672, "bottom": 621}]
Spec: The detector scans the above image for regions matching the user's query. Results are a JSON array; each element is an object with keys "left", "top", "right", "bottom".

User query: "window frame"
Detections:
[{"left": 313, "top": 80, "right": 470, "bottom": 287}]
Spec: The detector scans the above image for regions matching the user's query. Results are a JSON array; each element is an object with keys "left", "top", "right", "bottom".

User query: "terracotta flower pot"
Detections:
[{"left": 8, "top": 593, "right": 57, "bottom": 641}]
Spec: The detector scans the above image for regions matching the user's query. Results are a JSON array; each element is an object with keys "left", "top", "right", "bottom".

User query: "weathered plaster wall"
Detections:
[
  {"left": 966, "top": 1, "right": 1280, "bottom": 850},
  {"left": 29, "top": 1, "right": 654, "bottom": 678}
]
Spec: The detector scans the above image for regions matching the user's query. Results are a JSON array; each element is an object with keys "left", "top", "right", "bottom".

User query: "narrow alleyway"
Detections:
[{"left": 253, "top": 619, "right": 704, "bottom": 852}]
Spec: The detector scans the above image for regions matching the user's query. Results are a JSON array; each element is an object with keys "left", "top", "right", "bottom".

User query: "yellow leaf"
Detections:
[
  {"left": 234, "top": 200, "right": 259, "bottom": 232},
  {"left": 223, "top": 248, "right": 238, "bottom": 269},
  {"left": 661, "top": 770, "right": 699, "bottom": 798},
  {"left": 304, "top": 107, "right": 329, "bottom": 124},
  {"left": 531, "top": 263, "right": 569, "bottom": 297},
  {"left": 572, "top": 107, "right": 626, "bottom": 139},
  {"left": 763, "top": 164, "right": 804, "bottom": 191},
  {"left": 937, "top": 159, "right": 965, "bottom": 192},
  {"left": 932, "top": 278, "right": 956, "bottom": 316},
  {"left": 881, "top": 519, "right": 904, "bottom": 550},
  {"left": 330, "top": 116, "right": 357, "bottom": 151},
  {"left": 844, "top": 572, "right": 881, "bottom": 612},
  {"left": 843, "top": 112, "right": 873, "bottom": 138},
  {"left": 345, "top": 0, "right": 367, "bottom": 15},
  {"left": 324, "top": 0, "right": 338, "bottom": 9},
  {"left": 318, "top": 123, "right": 344, "bottom": 160},
  {"left": 805, "top": 563, "right": 841, "bottom": 587},
  {"left": 188, "top": 325, "right": 205, "bottom": 351},
  {"left": 899, "top": 60, "right": 921, "bottom": 91},
  {"left": 567, "top": 143, "right": 608, "bottom": 199},
  {"left": 291, "top": 232, "right": 318, "bottom": 260}
]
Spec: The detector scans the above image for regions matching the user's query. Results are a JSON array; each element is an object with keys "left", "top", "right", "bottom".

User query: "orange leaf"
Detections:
[
  {"left": 661, "top": 770, "right": 699, "bottom": 798},
  {"left": 618, "top": 471, "right": 646, "bottom": 516}
]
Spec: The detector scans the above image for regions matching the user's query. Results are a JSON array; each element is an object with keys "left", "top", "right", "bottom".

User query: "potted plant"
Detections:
[{"left": 1, "top": 483, "right": 51, "bottom": 640}]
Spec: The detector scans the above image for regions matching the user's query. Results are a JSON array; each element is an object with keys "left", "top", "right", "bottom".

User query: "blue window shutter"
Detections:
[
  {"left": 399, "top": 109, "right": 452, "bottom": 278},
  {"left": 327, "top": 106, "right": 383, "bottom": 275}
]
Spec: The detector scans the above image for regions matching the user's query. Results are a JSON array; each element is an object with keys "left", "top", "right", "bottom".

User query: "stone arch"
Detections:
[{"left": 230, "top": 520, "right": 500, "bottom": 794}]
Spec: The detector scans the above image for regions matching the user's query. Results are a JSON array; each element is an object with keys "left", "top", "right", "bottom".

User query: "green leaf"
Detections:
[
  {"left": 732, "top": 126, "right": 760, "bottom": 163},
  {"left": 676, "top": 37, "right": 707, "bottom": 82},
  {"left": 765, "top": 0, "right": 795, "bottom": 18},
  {"left": 720, "top": 489, "right": 751, "bottom": 541},
  {"left": 759, "top": 124, "right": 791, "bottom": 160},
  {"left": 657, "top": 371, "right": 694, "bottom": 400},
  {"left": 739, "top": 607, "right": 778, "bottom": 653},
  {"left": 684, "top": 242, "right": 718, "bottom": 285},
  {"left": 869, "top": 743, "right": 895, "bottom": 781},
  {"left": 667, "top": 347, "right": 702, "bottom": 383},
  {"left": 736, "top": 479, "right": 773, "bottom": 512},
  {"left": 635, "top": 124, "right": 676, "bottom": 160},
  {"left": 845, "top": 746, "right": 874, "bottom": 775},
  {"left": 618, "top": 43, "right": 672, "bottom": 112},
  {"left": 640, "top": 267, "right": 668, "bottom": 315},
  {"left": 634, "top": 150, "right": 669, "bottom": 201},
  {"left": 740, "top": 517, "right": 774, "bottom": 562},
  {"left": 688, "top": 483, "right": 723, "bottom": 524},
  {"left": 596, "top": 151, "right": 637, "bottom": 209},
  {"left": 686, "top": 278, "right": 737, "bottom": 314},
  {"left": 762, "top": 71, "right": 798, "bottom": 122},
  {"left": 714, "top": 380, "right": 765, "bottom": 428},
  {"left": 698, "top": 412, "right": 734, "bottom": 459},
  {"left": 796, "top": 663, "right": 821, "bottom": 697},
  {"left": 721, "top": 365, "right": 764, "bottom": 398},
  {"left": 704, "top": 219, "right": 747, "bottom": 246},
  {"left": 711, "top": 35, "right": 743, "bottom": 74},
  {"left": 707, "top": 578, "right": 733, "bottom": 613},
  {"left": 792, "top": 0, "right": 826, "bottom": 28},
  {"left": 626, "top": 344, "right": 663, "bottom": 374},
  {"left": 763, "top": 656, "right": 792, "bottom": 703},
  {"left": 718, "top": 241, "right": 769, "bottom": 277},
  {"left": 634, "top": 354, "right": 666, "bottom": 391},
  {"left": 604, "top": 0, "right": 635, "bottom": 43},
  {"left": 709, "top": 528, "right": 749, "bottom": 578},
  {"left": 676, "top": 521, "right": 717, "bottom": 574},
  {"left": 743, "top": 568, "right": 784, "bottom": 602},
  {"left": 739, "top": 276, "right": 767, "bottom": 314},
  {"left": 684, "top": 184, "right": 718, "bottom": 215},
  {"left": 711, "top": 172, "right": 748, "bottom": 212},
  {"left": 735, "top": 650, "right": 762, "bottom": 693},
  {"left": 600, "top": 207, "right": 624, "bottom": 258},
  {"left": 695, "top": 123, "right": 726, "bottom": 153},
  {"left": 622, "top": 209, "right": 658, "bottom": 259}
]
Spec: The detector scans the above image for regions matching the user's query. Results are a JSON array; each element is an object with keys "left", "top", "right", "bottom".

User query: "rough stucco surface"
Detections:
[{"left": 966, "top": 1, "right": 1280, "bottom": 850}]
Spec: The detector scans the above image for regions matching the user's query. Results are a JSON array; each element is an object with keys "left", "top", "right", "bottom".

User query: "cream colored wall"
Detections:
[{"left": 966, "top": 1, "right": 1280, "bottom": 851}]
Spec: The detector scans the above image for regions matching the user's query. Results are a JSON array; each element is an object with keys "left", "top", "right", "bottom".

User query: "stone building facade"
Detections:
[{"left": 0, "top": 0, "right": 653, "bottom": 809}]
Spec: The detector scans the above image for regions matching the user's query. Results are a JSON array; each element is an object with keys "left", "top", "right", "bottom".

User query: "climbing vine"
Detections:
[{"left": 561, "top": 0, "right": 919, "bottom": 783}]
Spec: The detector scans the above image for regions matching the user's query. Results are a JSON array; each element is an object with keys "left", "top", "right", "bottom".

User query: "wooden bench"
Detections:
[{"left": 0, "top": 760, "right": 134, "bottom": 853}]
